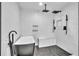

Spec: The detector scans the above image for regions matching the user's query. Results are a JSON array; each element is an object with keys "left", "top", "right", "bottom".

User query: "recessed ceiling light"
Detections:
[{"left": 39, "top": 2, "right": 43, "bottom": 6}]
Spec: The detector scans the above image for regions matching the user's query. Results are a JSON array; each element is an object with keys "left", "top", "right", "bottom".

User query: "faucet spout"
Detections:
[{"left": 8, "top": 30, "right": 17, "bottom": 56}]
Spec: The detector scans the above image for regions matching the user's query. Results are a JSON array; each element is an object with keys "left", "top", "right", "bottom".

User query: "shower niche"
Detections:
[{"left": 32, "top": 25, "right": 39, "bottom": 32}]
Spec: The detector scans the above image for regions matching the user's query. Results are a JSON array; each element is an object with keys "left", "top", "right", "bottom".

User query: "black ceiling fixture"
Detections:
[
  {"left": 42, "top": 3, "right": 49, "bottom": 13},
  {"left": 52, "top": 10, "right": 62, "bottom": 14}
]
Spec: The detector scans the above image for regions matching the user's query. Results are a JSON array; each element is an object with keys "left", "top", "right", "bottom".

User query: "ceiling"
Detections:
[{"left": 18, "top": 2, "right": 74, "bottom": 11}]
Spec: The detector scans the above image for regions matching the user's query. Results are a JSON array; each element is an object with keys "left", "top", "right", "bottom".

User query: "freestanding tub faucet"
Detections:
[{"left": 8, "top": 30, "right": 17, "bottom": 56}]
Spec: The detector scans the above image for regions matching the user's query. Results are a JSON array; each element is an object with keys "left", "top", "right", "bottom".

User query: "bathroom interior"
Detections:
[{"left": 1, "top": 2, "right": 78, "bottom": 56}]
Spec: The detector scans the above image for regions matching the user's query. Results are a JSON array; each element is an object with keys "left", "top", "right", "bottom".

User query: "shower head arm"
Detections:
[{"left": 45, "top": 4, "right": 47, "bottom": 10}]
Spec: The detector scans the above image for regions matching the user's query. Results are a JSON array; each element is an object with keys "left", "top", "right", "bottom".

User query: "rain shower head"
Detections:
[
  {"left": 42, "top": 4, "right": 49, "bottom": 13},
  {"left": 52, "top": 10, "right": 62, "bottom": 14},
  {"left": 42, "top": 9, "right": 49, "bottom": 12}
]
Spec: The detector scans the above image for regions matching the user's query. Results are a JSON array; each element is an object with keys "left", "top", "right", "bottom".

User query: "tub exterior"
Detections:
[{"left": 14, "top": 43, "right": 35, "bottom": 56}]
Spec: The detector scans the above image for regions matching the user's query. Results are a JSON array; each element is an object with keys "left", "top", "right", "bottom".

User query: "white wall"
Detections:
[
  {"left": 20, "top": 9, "right": 56, "bottom": 46},
  {"left": 55, "top": 2, "right": 78, "bottom": 55},
  {"left": 1, "top": 2, "right": 20, "bottom": 56},
  {"left": 2, "top": 2, "right": 78, "bottom": 56}
]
